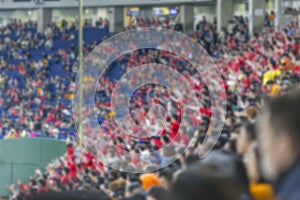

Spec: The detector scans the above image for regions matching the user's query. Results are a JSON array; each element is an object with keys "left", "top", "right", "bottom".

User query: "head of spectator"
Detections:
[
  {"left": 146, "top": 186, "right": 168, "bottom": 200},
  {"left": 169, "top": 160, "right": 241, "bottom": 200},
  {"left": 125, "top": 181, "right": 144, "bottom": 198},
  {"left": 200, "top": 150, "right": 252, "bottom": 199},
  {"left": 258, "top": 88, "right": 300, "bottom": 199},
  {"left": 157, "top": 168, "right": 173, "bottom": 191}
]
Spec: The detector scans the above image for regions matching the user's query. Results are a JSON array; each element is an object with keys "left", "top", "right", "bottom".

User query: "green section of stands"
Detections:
[{"left": 0, "top": 138, "right": 66, "bottom": 197}]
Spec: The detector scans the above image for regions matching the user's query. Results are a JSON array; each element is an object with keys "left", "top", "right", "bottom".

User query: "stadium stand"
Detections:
[{"left": 1, "top": 4, "right": 300, "bottom": 200}]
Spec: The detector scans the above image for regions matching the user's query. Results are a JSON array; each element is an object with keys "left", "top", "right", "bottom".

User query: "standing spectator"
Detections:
[
  {"left": 269, "top": 11, "right": 275, "bottom": 27},
  {"left": 104, "top": 18, "right": 110, "bottom": 30}
]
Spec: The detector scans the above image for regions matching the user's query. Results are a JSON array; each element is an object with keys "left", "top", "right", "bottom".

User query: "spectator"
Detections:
[
  {"left": 269, "top": 11, "right": 275, "bottom": 27},
  {"left": 266, "top": 80, "right": 281, "bottom": 97},
  {"left": 236, "top": 122, "right": 257, "bottom": 156},
  {"left": 157, "top": 168, "right": 173, "bottom": 191},
  {"left": 258, "top": 89, "right": 300, "bottom": 200},
  {"left": 140, "top": 173, "right": 161, "bottom": 191},
  {"left": 200, "top": 150, "right": 254, "bottom": 200},
  {"left": 169, "top": 161, "right": 241, "bottom": 200},
  {"left": 146, "top": 186, "right": 168, "bottom": 200}
]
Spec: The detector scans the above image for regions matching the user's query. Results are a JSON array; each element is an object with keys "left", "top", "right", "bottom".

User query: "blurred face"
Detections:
[
  {"left": 225, "top": 118, "right": 232, "bottom": 127},
  {"left": 282, "top": 83, "right": 289, "bottom": 91},
  {"left": 257, "top": 112, "right": 295, "bottom": 180},
  {"left": 159, "top": 177, "right": 171, "bottom": 191},
  {"left": 236, "top": 127, "right": 250, "bottom": 155}
]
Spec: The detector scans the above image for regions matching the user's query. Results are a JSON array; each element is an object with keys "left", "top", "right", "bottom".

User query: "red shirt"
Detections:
[
  {"left": 294, "top": 43, "right": 300, "bottom": 55},
  {"left": 170, "top": 121, "right": 180, "bottom": 133},
  {"left": 153, "top": 139, "right": 163, "bottom": 149},
  {"left": 67, "top": 146, "right": 74, "bottom": 155},
  {"left": 67, "top": 161, "right": 77, "bottom": 179},
  {"left": 18, "top": 183, "right": 30, "bottom": 192},
  {"left": 243, "top": 77, "right": 251, "bottom": 90},
  {"left": 200, "top": 107, "right": 212, "bottom": 117},
  {"left": 61, "top": 175, "right": 69, "bottom": 185}
]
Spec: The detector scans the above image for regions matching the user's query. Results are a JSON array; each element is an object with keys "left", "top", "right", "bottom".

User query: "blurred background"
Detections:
[{"left": 0, "top": 0, "right": 300, "bottom": 200}]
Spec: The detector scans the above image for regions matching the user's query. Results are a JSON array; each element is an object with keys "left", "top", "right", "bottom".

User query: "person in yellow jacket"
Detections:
[{"left": 262, "top": 69, "right": 281, "bottom": 86}]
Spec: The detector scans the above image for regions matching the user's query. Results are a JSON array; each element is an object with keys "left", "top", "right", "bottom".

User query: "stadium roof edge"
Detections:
[{"left": 0, "top": 0, "right": 213, "bottom": 9}]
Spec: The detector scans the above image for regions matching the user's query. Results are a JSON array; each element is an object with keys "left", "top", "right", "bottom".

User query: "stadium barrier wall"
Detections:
[{"left": 0, "top": 138, "right": 66, "bottom": 197}]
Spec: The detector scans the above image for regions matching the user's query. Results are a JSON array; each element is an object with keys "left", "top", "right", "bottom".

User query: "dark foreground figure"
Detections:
[{"left": 30, "top": 191, "right": 110, "bottom": 200}]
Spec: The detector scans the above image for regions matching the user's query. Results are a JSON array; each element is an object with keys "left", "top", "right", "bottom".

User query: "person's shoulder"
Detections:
[
  {"left": 278, "top": 161, "right": 300, "bottom": 200},
  {"left": 280, "top": 185, "right": 300, "bottom": 200}
]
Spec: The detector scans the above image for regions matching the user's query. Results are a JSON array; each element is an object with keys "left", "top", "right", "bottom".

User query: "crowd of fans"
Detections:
[
  {"left": 0, "top": 18, "right": 112, "bottom": 139},
  {"left": 1, "top": 12, "right": 300, "bottom": 200},
  {"left": 84, "top": 17, "right": 110, "bottom": 29}
]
